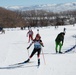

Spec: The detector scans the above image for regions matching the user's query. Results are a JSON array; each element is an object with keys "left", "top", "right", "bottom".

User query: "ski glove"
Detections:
[{"left": 42, "top": 45, "right": 44, "bottom": 47}]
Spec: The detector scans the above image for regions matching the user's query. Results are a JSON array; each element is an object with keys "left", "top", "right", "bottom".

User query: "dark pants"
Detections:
[{"left": 30, "top": 48, "right": 41, "bottom": 58}]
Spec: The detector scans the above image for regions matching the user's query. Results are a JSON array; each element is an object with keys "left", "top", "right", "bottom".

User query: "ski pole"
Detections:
[{"left": 42, "top": 48, "right": 46, "bottom": 65}]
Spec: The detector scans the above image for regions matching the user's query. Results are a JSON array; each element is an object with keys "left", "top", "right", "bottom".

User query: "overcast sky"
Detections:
[{"left": 0, "top": 0, "right": 76, "bottom": 7}]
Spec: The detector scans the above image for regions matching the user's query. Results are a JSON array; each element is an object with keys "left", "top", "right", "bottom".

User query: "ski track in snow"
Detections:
[{"left": 0, "top": 25, "right": 76, "bottom": 75}]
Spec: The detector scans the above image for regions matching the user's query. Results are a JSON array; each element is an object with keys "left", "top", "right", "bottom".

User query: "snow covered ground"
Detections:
[{"left": 0, "top": 25, "right": 76, "bottom": 75}]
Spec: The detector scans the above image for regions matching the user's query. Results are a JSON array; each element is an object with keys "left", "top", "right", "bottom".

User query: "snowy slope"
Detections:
[{"left": 0, "top": 25, "right": 76, "bottom": 75}]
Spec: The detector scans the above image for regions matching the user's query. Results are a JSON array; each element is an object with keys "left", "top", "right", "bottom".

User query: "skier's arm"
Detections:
[
  {"left": 41, "top": 42, "right": 44, "bottom": 47},
  {"left": 40, "top": 40, "right": 44, "bottom": 47},
  {"left": 61, "top": 36, "right": 64, "bottom": 45},
  {"left": 26, "top": 31, "right": 29, "bottom": 37},
  {"left": 27, "top": 41, "right": 34, "bottom": 49}
]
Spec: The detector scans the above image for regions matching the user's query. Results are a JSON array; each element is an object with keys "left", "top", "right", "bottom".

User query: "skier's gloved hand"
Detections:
[
  {"left": 42, "top": 45, "right": 44, "bottom": 47},
  {"left": 27, "top": 46, "right": 30, "bottom": 49}
]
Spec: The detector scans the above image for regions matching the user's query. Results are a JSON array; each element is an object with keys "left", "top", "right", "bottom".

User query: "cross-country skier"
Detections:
[
  {"left": 23, "top": 33, "right": 44, "bottom": 66},
  {"left": 27, "top": 29, "right": 33, "bottom": 43},
  {"left": 55, "top": 32, "right": 65, "bottom": 53}
]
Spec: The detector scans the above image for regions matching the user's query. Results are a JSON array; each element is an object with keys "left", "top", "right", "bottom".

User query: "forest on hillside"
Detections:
[
  {"left": 0, "top": 7, "right": 76, "bottom": 28},
  {"left": 0, "top": 7, "right": 26, "bottom": 28}
]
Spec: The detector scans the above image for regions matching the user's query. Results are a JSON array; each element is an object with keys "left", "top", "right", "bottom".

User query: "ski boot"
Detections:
[
  {"left": 59, "top": 51, "right": 63, "bottom": 54},
  {"left": 23, "top": 59, "right": 30, "bottom": 63},
  {"left": 38, "top": 59, "right": 40, "bottom": 66},
  {"left": 56, "top": 49, "right": 58, "bottom": 53}
]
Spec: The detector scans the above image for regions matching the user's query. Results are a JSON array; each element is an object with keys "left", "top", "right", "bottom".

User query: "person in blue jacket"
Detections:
[{"left": 24, "top": 33, "right": 44, "bottom": 66}]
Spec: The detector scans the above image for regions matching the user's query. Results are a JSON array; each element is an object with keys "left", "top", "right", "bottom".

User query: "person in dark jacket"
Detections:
[
  {"left": 55, "top": 32, "right": 65, "bottom": 53},
  {"left": 23, "top": 34, "right": 44, "bottom": 66}
]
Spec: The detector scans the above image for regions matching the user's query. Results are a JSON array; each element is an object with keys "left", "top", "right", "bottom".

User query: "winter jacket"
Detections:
[{"left": 55, "top": 32, "right": 65, "bottom": 44}]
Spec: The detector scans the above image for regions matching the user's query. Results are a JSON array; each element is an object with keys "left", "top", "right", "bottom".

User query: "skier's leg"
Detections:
[
  {"left": 29, "top": 48, "right": 37, "bottom": 58},
  {"left": 55, "top": 42, "right": 58, "bottom": 53},
  {"left": 23, "top": 49, "right": 37, "bottom": 63},
  {"left": 31, "top": 35, "right": 33, "bottom": 41},
  {"left": 28, "top": 35, "right": 31, "bottom": 43},
  {"left": 59, "top": 43, "right": 63, "bottom": 53},
  {"left": 37, "top": 48, "right": 41, "bottom": 66},
  {"left": 38, "top": 59, "right": 40, "bottom": 66},
  {"left": 37, "top": 48, "right": 41, "bottom": 58}
]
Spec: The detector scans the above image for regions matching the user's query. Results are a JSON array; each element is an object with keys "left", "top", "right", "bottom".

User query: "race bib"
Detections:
[{"left": 34, "top": 41, "right": 41, "bottom": 48}]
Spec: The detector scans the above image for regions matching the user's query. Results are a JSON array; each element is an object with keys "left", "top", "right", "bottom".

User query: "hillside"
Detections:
[{"left": 0, "top": 7, "right": 26, "bottom": 28}]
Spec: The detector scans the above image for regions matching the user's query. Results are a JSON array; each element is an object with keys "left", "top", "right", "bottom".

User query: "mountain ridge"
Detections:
[{"left": 4, "top": 2, "right": 76, "bottom": 12}]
